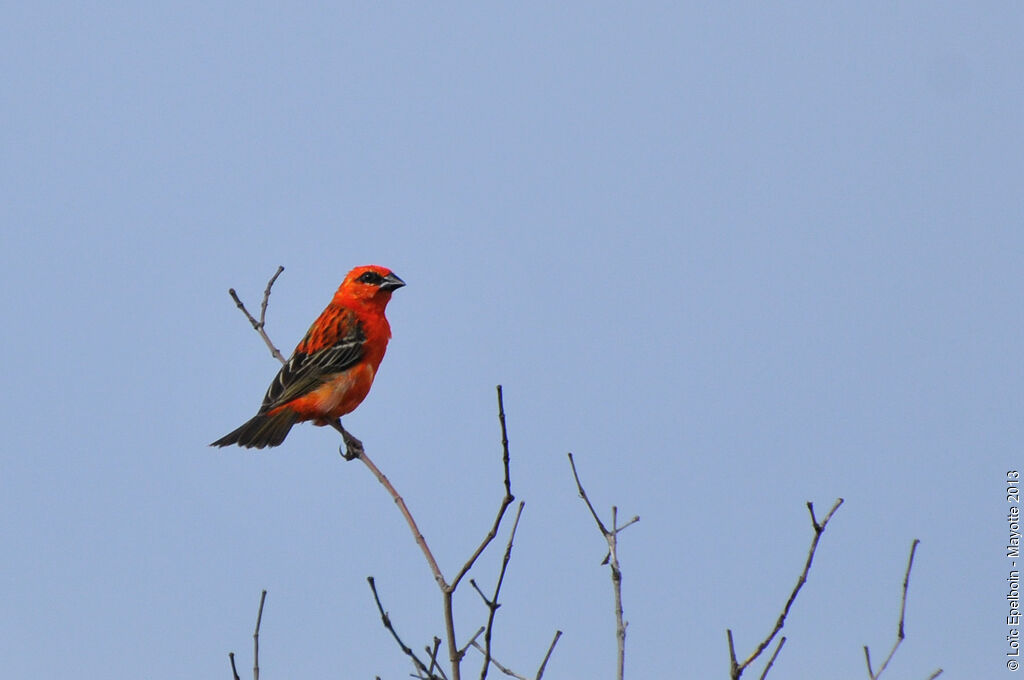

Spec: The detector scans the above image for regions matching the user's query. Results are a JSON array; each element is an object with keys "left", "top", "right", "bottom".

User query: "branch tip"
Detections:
[{"left": 729, "top": 499, "right": 843, "bottom": 679}]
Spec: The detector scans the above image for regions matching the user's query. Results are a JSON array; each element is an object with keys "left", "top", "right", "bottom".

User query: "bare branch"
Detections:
[
  {"left": 757, "top": 637, "right": 785, "bottom": 680},
  {"left": 228, "top": 591, "right": 266, "bottom": 680},
  {"left": 567, "top": 453, "right": 637, "bottom": 680},
  {"left": 253, "top": 590, "right": 266, "bottom": 680},
  {"left": 468, "top": 625, "right": 560, "bottom": 680},
  {"left": 469, "top": 641, "right": 528, "bottom": 680},
  {"left": 259, "top": 267, "right": 285, "bottom": 336},
  {"left": 534, "top": 630, "right": 562, "bottom": 680},
  {"left": 426, "top": 637, "right": 448, "bottom": 680},
  {"left": 863, "top": 540, "right": 941, "bottom": 680},
  {"left": 227, "top": 267, "right": 286, "bottom": 364},
  {"left": 451, "top": 386, "right": 516, "bottom": 592},
  {"left": 478, "top": 501, "right": 526, "bottom": 680},
  {"left": 616, "top": 514, "right": 641, "bottom": 532},
  {"left": 438, "top": 386, "right": 517, "bottom": 680},
  {"left": 568, "top": 452, "right": 610, "bottom": 535},
  {"left": 898, "top": 540, "right": 918, "bottom": 636},
  {"left": 458, "top": 627, "right": 486, "bottom": 658},
  {"left": 367, "top": 576, "right": 437, "bottom": 679},
  {"left": 442, "top": 590, "right": 461, "bottom": 678},
  {"left": 728, "top": 498, "right": 843, "bottom": 680}
]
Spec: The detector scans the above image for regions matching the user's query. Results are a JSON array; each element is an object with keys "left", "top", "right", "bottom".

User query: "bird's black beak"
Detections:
[{"left": 380, "top": 272, "right": 406, "bottom": 292}]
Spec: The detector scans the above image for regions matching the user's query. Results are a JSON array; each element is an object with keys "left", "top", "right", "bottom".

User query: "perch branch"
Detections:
[{"left": 356, "top": 446, "right": 447, "bottom": 588}]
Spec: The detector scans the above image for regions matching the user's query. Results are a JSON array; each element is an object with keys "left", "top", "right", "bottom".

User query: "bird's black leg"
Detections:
[{"left": 330, "top": 418, "right": 364, "bottom": 460}]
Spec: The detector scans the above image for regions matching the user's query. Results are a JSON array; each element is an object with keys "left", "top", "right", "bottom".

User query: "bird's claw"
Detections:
[{"left": 340, "top": 432, "right": 364, "bottom": 461}]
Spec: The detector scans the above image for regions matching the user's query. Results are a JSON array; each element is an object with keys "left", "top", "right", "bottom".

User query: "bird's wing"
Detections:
[{"left": 258, "top": 310, "right": 366, "bottom": 412}]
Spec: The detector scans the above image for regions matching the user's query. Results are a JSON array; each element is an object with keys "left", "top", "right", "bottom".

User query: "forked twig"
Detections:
[
  {"left": 863, "top": 540, "right": 942, "bottom": 679},
  {"left": 727, "top": 498, "right": 843, "bottom": 680},
  {"left": 568, "top": 453, "right": 638, "bottom": 680},
  {"left": 228, "top": 266, "right": 285, "bottom": 363},
  {"left": 438, "top": 386, "right": 516, "bottom": 680},
  {"left": 359, "top": 386, "right": 517, "bottom": 680}
]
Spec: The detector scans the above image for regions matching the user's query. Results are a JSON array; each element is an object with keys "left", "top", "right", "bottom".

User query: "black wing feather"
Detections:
[{"left": 258, "top": 322, "right": 366, "bottom": 413}]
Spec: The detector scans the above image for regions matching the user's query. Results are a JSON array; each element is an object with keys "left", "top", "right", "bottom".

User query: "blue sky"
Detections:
[{"left": 1, "top": 3, "right": 1020, "bottom": 678}]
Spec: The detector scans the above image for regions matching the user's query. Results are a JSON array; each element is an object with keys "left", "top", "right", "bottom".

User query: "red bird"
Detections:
[{"left": 212, "top": 265, "right": 405, "bottom": 451}]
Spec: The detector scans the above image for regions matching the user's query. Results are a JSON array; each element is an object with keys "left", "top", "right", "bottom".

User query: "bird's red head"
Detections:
[{"left": 334, "top": 265, "right": 406, "bottom": 307}]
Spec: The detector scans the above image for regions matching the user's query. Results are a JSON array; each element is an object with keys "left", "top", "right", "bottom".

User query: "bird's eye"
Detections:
[{"left": 357, "top": 271, "right": 384, "bottom": 285}]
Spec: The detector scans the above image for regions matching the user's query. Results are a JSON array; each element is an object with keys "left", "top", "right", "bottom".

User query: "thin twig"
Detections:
[
  {"left": 568, "top": 453, "right": 638, "bottom": 680},
  {"left": 478, "top": 501, "right": 526, "bottom": 680},
  {"left": 468, "top": 626, "right": 560, "bottom": 680},
  {"left": 727, "top": 498, "right": 843, "bottom": 680},
  {"left": 458, "top": 627, "right": 486, "bottom": 658},
  {"left": 757, "top": 637, "right": 785, "bottom": 680},
  {"left": 534, "top": 630, "right": 562, "bottom": 680},
  {"left": 259, "top": 267, "right": 285, "bottom": 335},
  {"left": 863, "top": 540, "right": 941, "bottom": 679},
  {"left": 228, "top": 652, "right": 241, "bottom": 680},
  {"left": 469, "top": 641, "right": 528, "bottom": 680},
  {"left": 438, "top": 386, "right": 517, "bottom": 680},
  {"left": 426, "top": 637, "right": 448, "bottom": 680},
  {"left": 367, "top": 576, "right": 436, "bottom": 679},
  {"left": 568, "top": 453, "right": 610, "bottom": 535},
  {"left": 451, "top": 386, "right": 516, "bottom": 592},
  {"left": 253, "top": 590, "right": 267, "bottom": 680},
  {"left": 228, "top": 267, "right": 286, "bottom": 364}
]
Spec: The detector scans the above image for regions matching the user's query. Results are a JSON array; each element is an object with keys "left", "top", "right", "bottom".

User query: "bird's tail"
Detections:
[{"left": 210, "top": 410, "right": 299, "bottom": 449}]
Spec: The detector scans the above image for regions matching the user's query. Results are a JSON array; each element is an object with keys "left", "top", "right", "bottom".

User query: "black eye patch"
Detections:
[{"left": 357, "top": 271, "right": 384, "bottom": 285}]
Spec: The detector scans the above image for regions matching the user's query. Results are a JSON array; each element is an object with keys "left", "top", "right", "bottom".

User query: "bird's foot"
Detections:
[
  {"left": 341, "top": 434, "right": 364, "bottom": 461},
  {"left": 333, "top": 420, "right": 364, "bottom": 461}
]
